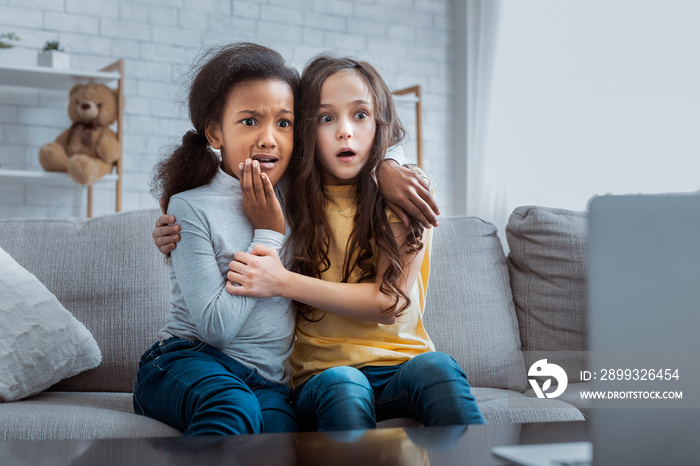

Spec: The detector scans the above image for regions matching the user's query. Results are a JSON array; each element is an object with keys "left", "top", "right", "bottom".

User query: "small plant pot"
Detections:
[{"left": 37, "top": 50, "right": 70, "bottom": 69}]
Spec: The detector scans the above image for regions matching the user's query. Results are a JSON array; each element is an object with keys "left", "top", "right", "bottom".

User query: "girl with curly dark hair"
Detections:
[{"left": 133, "top": 42, "right": 301, "bottom": 436}]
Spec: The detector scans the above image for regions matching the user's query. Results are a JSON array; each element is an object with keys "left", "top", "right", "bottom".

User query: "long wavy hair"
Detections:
[
  {"left": 287, "top": 55, "right": 424, "bottom": 320},
  {"left": 151, "top": 42, "right": 300, "bottom": 211}
]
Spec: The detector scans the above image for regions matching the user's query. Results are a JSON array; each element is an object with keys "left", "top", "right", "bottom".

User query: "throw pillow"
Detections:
[
  {"left": 0, "top": 246, "right": 101, "bottom": 402},
  {"left": 506, "top": 206, "right": 588, "bottom": 383}
]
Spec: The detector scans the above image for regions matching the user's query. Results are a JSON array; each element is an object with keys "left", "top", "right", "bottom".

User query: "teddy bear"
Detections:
[{"left": 38, "top": 82, "right": 121, "bottom": 186}]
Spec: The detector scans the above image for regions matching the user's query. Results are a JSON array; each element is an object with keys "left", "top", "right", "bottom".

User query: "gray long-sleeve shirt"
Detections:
[{"left": 158, "top": 168, "right": 295, "bottom": 384}]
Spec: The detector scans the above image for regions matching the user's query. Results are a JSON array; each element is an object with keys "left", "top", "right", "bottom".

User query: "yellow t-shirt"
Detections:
[{"left": 290, "top": 185, "right": 435, "bottom": 387}]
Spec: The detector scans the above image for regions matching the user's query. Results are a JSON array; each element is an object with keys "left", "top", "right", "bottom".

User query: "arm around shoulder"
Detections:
[{"left": 378, "top": 160, "right": 440, "bottom": 229}]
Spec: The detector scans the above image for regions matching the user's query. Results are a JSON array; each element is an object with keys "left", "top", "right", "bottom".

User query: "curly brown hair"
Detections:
[
  {"left": 151, "top": 42, "right": 300, "bottom": 211},
  {"left": 287, "top": 55, "right": 424, "bottom": 320}
]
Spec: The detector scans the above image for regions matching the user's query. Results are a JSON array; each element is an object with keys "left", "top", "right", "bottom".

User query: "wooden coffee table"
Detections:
[{"left": 0, "top": 421, "right": 588, "bottom": 465}]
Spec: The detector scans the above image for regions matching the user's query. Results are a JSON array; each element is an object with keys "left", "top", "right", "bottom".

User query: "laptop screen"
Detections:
[{"left": 588, "top": 194, "right": 700, "bottom": 463}]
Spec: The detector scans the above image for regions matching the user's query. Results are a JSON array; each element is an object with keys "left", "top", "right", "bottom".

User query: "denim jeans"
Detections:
[
  {"left": 293, "top": 351, "right": 485, "bottom": 431},
  {"left": 133, "top": 338, "right": 297, "bottom": 436}
]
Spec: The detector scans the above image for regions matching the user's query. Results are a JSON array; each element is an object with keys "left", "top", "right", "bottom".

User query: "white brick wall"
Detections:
[{"left": 0, "top": 0, "right": 455, "bottom": 219}]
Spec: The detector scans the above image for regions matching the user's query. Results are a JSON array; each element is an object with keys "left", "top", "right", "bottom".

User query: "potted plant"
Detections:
[
  {"left": 0, "top": 32, "right": 25, "bottom": 66},
  {"left": 0, "top": 32, "right": 20, "bottom": 48},
  {"left": 37, "top": 41, "right": 69, "bottom": 69}
]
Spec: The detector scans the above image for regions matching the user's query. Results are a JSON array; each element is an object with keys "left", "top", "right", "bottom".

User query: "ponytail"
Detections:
[
  {"left": 151, "top": 129, "right": 219, "bottom": 213},
  {"left": 182, "top": 129, "right": 209, "bottom": 147}
]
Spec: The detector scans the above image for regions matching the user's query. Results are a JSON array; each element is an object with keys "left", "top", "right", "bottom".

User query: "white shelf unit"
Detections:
[
  {"left": 0, "top": 169, "right": 118, "bottom": 184},
  {"left": 0, "top": 60, "right": 124, "bottom": 217}
]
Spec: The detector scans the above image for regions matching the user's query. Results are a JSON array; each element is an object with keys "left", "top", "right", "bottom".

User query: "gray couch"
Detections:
[{"left": 0, "top": 206, "right": 589, "bottom": 440}]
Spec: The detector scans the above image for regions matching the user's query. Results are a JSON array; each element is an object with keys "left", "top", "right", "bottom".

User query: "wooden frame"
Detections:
[
  {"left": 88, "top": 59, "right": 124, "bottom": 218},
  {"left": 391, "top": 85, "right": 423, "bottom": 167}
]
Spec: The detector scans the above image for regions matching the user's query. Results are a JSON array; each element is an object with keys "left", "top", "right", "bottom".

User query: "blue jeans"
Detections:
[
  {"left": 293, "top": 351, "right": 485, "bottom": 431},
  {"left": 133, "top": 338, "right": 297, "bottom": 436}
]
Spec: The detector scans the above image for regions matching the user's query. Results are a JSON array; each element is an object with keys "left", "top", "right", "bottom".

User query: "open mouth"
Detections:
[
  {"left": 336, "top": 148, "right": 356, "bottom": 160},
  {"left": 251, "top": 154, "right": 279, "bottom": 169}
]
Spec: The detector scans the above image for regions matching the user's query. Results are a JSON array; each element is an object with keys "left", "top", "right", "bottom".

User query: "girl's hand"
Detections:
[
  {"left": 238, "top": 158, "right": 285, "bottom": 235},
  {"left": 225, "top": 244, "right": 288, "bottom": 298},
  {"left": 379, "top": 160, "right": 440, "bottom": 229},
  {"left": 153, "top": 198, "right": 181, "bottom": 255}
]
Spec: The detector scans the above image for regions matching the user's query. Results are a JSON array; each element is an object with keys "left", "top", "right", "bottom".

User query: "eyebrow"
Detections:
[
  {"left": 237, "top": 109, "right": 294, "bottom": 116},
  {"left": 319, "top": 99, "right": 371, "bottom": 109}
]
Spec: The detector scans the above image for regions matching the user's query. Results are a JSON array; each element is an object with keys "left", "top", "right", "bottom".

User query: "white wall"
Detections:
[
  {"left": 0, "top": 0, "right": 454, "bottom": 219},
  {"left": 479, "top": 0, "right": 700, "bottom": 237}
]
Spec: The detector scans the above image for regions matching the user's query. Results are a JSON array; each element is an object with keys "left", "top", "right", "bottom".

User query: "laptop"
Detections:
[
  {"left": 587, "top": 193, "right": 700, "bottom": 464},
  {"left": 491, "top": 193, "right": 700, "bottom": 465}
]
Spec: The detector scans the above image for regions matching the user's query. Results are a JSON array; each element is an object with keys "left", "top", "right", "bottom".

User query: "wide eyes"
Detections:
[
  {"left": 318, "top": 111, "right": 370, "bottom": 123},
  {"left": 240, "top": 118, "right": 292, "bottom": 127}
]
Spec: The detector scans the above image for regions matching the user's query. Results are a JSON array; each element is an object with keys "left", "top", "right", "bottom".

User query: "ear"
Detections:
[
  {"left": 205, "top": 121, "right": 222, "bottom": 150},
  {"left": 69, "top": 83, "right": 85, "bottom": 98}
]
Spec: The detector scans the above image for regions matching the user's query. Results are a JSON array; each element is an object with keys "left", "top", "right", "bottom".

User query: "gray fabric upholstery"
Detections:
[
  {"left": 0, "top": 209, "right": 170, "bottom": 393},
  {"left": 523, "top": 382, "right": 593, "bottom": 419},
  {"left": 379, "top": 386, "right": 589, "bottom": 426},
  {"left": 425, "top": 217, "right": 526, "bottom": 391},
  {"left": 506, "top": 206, "right": 588, "bottom": 383},
  {"left": 472, "top": 387, "right": 585, "bottom": 423},
  {"left": 0, "top": 392, "right": 180, "bottom": 440}
]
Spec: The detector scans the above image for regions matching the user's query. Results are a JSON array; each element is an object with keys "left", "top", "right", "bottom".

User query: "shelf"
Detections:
[
  {"left": 0, "top": 64, "right": 120, "bottom": 90},
  {"left": 0, "top": 59, "right": 124, "bottom": 217},
  {"left": 0, "top": 168, "right": 118, "bottom": 186}
]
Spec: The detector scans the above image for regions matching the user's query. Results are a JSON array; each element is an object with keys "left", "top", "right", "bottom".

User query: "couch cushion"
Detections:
[
  {"left": 376, "top": 387, "right": 585, "bottom": 425},
  {"left": 472, "top": 387, "right": 585, "bottom": 424},
  {"left": 506, "top": 206, "right": 588, "bottom": 383},
  {"left": 0, "top": 392, "right": 180, "bottom": 440},
  {"left": 523, "top": 382, "right": 592, "bottom": 419},
  {"left": 0, "top": 209, "right": 169, "bottom": 393},
  {"left": 424, "top": 216, "right": 526, "bottom": 391}
]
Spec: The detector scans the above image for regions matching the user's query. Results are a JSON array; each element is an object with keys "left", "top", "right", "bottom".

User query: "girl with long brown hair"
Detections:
[{"left": 227, "top": 55, "right": 485, "bottom": 431}]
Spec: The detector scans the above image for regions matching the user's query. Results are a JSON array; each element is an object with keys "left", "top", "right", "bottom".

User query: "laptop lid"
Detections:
[{"left": 588, "top": 194, "right": 700, "bottom": 464}]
